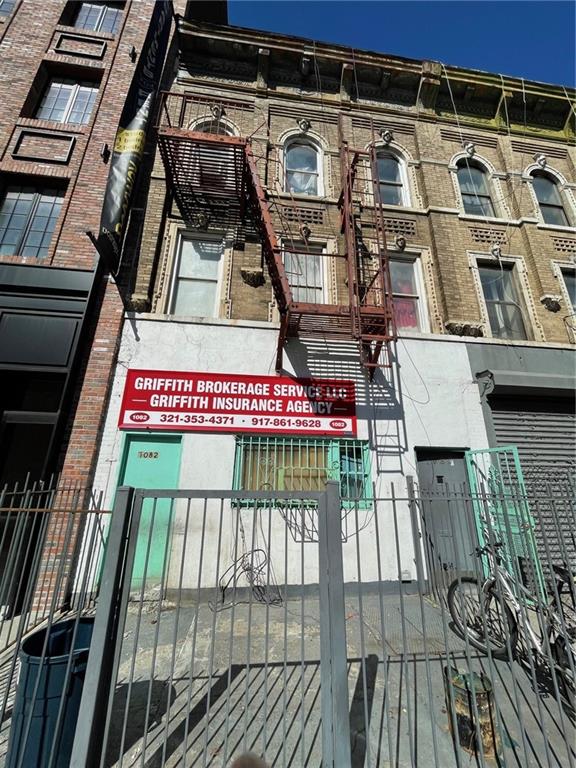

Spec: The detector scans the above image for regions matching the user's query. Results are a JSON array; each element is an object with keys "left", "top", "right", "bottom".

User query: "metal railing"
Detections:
[
  {"left": 2, "top": 479, "right": 574, "bottom": 767},
  {"left": 0, "top": 478, "right": 107, "bottom": 768},
  {"left": 64, "top": 480, "right": 575, "bottom": 767}
]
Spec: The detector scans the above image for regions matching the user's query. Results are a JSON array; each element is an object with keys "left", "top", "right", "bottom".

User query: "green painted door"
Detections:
[{"left": 118, "top": 434, "right": 182, "bottom": 588}]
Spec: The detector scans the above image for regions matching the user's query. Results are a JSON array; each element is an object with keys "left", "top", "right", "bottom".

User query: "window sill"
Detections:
[
  {"left": 54, "top": 24, "right": 116, "bottom": 41},
  {"left": 458, "top": 213, "right": 518, "bottom": 226},
  {"left": 15, "top": 117, "right": 88, "bottom": 135},
  {"left": 536, "top": 222, "right": 576, "bottom": 234},
  {"left": 272, "top": 191, "right": 336, "bottom": 204},
  {"left": 126, "top": 312, "right": 280, "bottom": 331}
]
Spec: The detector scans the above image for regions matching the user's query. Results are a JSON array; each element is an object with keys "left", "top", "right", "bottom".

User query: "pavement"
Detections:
[{"left": 0, "top": 589, "right": 574, "bottom": 767}]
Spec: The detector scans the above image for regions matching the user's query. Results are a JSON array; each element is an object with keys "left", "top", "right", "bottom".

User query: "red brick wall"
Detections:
[{"left": 0, "top": 0, "right": 173, "bottom": 486}]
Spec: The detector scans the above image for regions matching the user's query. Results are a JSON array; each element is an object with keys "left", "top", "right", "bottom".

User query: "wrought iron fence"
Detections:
[
  {"left": 1, "top": 478, "right": 574, "bottom": 767},
  {"left": 63, "top": 480, "right": 575, "bottom": 768},
  {"left": 0, "top": 477, "right": 107, "bottom": 768}
]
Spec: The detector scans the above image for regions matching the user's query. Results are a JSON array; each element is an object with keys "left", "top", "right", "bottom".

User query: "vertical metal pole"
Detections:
[
  {"left": 318, "top": 481, "right": 352, "bottom": 768},
  {"left": 406, "top": 476, "right": 426, "bottom": 594},
  {"left": 70, "top": 486, "right": 135, "bottom": 768}
]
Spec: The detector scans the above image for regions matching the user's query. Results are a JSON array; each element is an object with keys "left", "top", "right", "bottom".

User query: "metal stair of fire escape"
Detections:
[{"left": 156, "top": 115, "right": 396, "bottom": 376}]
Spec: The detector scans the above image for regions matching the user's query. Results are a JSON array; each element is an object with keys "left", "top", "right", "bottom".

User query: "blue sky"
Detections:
[{"left": 228, "top": 1, "right": 576, "bottom": 87}]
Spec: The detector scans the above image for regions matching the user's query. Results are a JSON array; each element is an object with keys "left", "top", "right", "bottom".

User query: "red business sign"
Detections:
[{"left": 119, "top": 370, "right": 357, "bottom": 436}]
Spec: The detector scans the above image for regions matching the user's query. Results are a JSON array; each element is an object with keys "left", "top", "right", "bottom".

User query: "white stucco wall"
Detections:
[{"left": 93, "top": 315, "right": 490, "bottom": 585}]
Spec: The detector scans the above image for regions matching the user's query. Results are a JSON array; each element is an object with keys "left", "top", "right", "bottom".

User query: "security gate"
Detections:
[{"left": 66, "top": 482, "right": 575, "bottom": 768}]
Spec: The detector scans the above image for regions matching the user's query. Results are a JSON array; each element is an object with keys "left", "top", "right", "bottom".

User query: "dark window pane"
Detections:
[
  {"left": 479, "top": 265, "right": 527, "bottom": 340},
  {"left": 75, "top": 3, "right": 121, "bottom": 34},
  {"left": 286, "top": 144, "right": 318, "bottom": 173},
  {"left": 462, "top": 194, "right": 495, "bottom": 218},
  {"left": 390, "top": 260, "right": 417, "bottom": 295},
  {"left": 0, "top": 0, "right": 16, "bottom": 17},
  {"left": 532, "top": 174, "right": 563, "bottom": 205},
  {"left": 395, "top": 297, "right": 420, "bottom": 330},
  {"left": 378, "top": 183, "right": 402, "bottom": 205},
  {"left": 0, "top": 186, "right": 63, "bottom": 258},
  {"left": 486, "top": 301, "right": 527, "bottom": 340},
  {"left": 562, "top": 271, "right": 576, "bottom": 312},
  {"left": 377, "top": 155, "right": 401, "bottom": 183},
  {"left": 458, "top": 164, "right": 490, "bottom": 196},
  {"left": 286, "top": 170, "right": 318, "bottom": 196},
  {"left": 541, "top": 204, "right": 569, "bottom": 227}
]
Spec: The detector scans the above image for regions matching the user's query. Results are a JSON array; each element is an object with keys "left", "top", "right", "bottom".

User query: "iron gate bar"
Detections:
[
  {"left": 70, "top": 486, "right": 135, "bottom": 768},
  {"left": 319, "top": 481, "right": 352, "bottom": 768},
  {"left": 64, "top": 482, "right": 576, "bottom": 768}
]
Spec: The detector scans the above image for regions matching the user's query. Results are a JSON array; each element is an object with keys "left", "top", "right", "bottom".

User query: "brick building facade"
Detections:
[
  {"left": 91, "top": 17, "right": 575, "bottom": 582},
  {"left": 0, "top": 2, "right": 230, "bottom": 488}
]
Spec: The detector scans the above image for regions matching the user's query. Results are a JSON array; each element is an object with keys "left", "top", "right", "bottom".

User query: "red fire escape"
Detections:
[{"left": 156, "top": 92, "right": 396, "bottom": 375}]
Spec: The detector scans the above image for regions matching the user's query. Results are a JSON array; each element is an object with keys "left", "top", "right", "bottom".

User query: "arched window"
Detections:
[
  {"left": 376, "top": 152, "right": 409, "bottom": 206},
  {"left": 190, "top": 117, "right": 236, "bottom": 191},
  {"left": 193, "top": 118, "right": 234, "bottom": 136},
  {"left": 456, "top": 160, "right": 495, "bottom": 217},
  {"left": 531, "top": 171, "right": 569, "bottom": 226},
  {"left": 285, "top": 140, "right": 320, "bottom": 196}
]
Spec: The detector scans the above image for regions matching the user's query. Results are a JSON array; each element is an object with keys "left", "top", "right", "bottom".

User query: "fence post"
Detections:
[
  {"left": 318, "top": 480, "right": 352, "bottom": 767},
  {"left": 407, "top": 476, "right": 426, "bottom": 594},
  {"left": 70, "top": 486, "right": 134, "bottom": 768}
]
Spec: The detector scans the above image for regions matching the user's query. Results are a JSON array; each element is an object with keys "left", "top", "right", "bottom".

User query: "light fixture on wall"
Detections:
[
  {"left": 129, "top": 45, "right": 137, "bottom": 63},
  {"left": 100, "top": 143, "right": 110, "bottom": 163}
]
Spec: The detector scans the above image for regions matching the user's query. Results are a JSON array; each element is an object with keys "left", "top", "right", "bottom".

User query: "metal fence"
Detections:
[
  {"left": 0, "top": 479, "right": 574, "bottom": 767},
  {"left": 0, "top": 478, "right": 107, "bottom": 768},
  {"left": 63, "top": 480, "right": 574, "bottom": 768}
]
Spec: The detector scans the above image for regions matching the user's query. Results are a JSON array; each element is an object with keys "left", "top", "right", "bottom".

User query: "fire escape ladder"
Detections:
[
  {"left": 339, "top": 141, "right": 362, "bottom": 341},
  {"left": 338, "top": 119, "right": 397, "bottom": 375}
]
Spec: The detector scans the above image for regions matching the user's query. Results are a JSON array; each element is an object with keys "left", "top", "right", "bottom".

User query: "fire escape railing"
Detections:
[{"left": 155, "top": 91, "right": 397, "bottom": 375}]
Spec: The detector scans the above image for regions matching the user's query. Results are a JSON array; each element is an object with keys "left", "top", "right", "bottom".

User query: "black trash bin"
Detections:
[{"left": 6, "top": 617, "right": 94, "bottom": 768}]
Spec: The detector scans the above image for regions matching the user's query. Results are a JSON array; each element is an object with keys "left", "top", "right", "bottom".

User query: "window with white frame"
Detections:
[
  {"left": 0, "top": 0, "right": 16, "bottom": 18},
  {"left": 170, "top": 237, "right": 224, "bottom": 317},
  {"left": 531, "top": 171, "right": 570, "bottom": 227},
  {"left": 283, "top": 243, "right": 325, "bottom": 303},
  {"left": 477, "top": 261, "right": 529, "bottom": 340},
  {"left": 389, "top": 257, "right": 426, "bottom": 332},
  {"left": 0, "top": 183, "right": 64, "bottom": 259},
  {"left": 285, "top": 140, "right": 321, "bottom": 196},
  {"left": 376, "top": 152, "right": 409, "bottom": 206},
  {"left": 457, "top": 160, "right": 496, "bottom": 217},
  {"left": 560, "top": 268, "right": 576, "bottom": 313},
  {"left": 36, "top": 79, "right": 98, "bottom": 124},
  {"left": 74, "top": 2, "right": 123, "bottom": 34}
]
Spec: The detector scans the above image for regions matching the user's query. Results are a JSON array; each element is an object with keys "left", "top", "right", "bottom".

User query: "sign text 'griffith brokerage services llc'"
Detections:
[{"left": 119, "top": 370, "right": 357, "bottom": 436}]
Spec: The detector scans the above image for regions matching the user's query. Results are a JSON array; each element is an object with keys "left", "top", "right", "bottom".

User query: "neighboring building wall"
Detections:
[{"left": 0, "top": 0, "right": 177, "bottom": 484}]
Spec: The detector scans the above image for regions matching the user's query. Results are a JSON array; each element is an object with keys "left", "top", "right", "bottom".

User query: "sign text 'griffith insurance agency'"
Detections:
[{"left": 119, "top": 370, "right": 357, "bottom": 436}]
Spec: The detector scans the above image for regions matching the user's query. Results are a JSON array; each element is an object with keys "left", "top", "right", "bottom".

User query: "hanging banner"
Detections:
[
  {"left": 95, "top": 1, "right": 172, "bottom": 273},
  {"left": 119, "top": 370, "right": 357, "bottom": 436}
]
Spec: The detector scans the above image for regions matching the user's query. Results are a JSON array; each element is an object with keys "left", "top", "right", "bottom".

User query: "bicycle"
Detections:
[{"left": 447, "top": 541, "right": 576, "bottom": 706}]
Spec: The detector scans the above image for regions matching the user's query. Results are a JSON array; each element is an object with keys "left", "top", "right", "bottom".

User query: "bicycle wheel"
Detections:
[{"left": 448, "top": 576, "right": 517, "bottom": 660}]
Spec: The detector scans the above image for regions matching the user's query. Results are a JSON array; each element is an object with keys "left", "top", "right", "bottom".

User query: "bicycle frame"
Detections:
[{"left": 483, "top": 562, "right": 564, "bottom": 659}]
